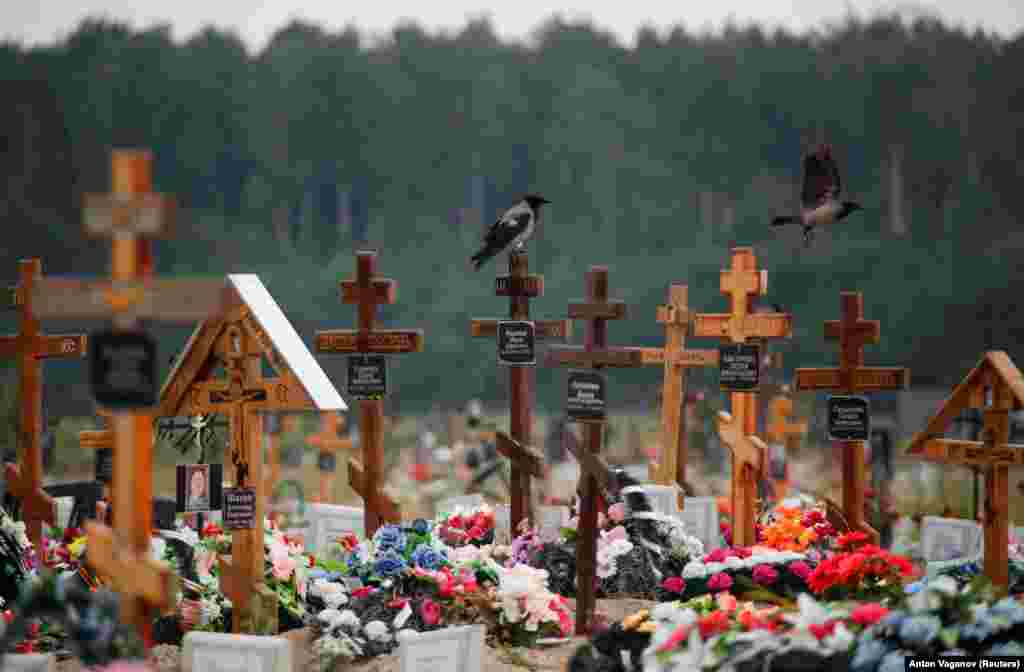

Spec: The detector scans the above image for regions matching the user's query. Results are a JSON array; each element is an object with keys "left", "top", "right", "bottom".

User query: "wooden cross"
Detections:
[
  {"left": 765, "top": 388, "right": 808, "bottom": 499},
  {"left": 348, "top": 458, "right": 401, "bottom": 522},
  {"left": 717, "top": 411, "right": 766, "bottom": 488},
  {"left": 693, "top": 247, "right": 792, "bottom": 547},
  {"left": 30, "top": 150, "right": 229, "bottom": 644},
  {"left": 1, "top": 258, "right": 87, "bottom": 550},
  {"left": 645, "top": 284, "right": 718, "bottom": 509},
  {"left": 469, "top": 253, "right": 571, "bottom": 530},
  {"left": 794, "top": 291, "right": 909, "bottom": 543},
  {"left": 306, "top": 411, "right": 354, "bottom": 503},
  {"left": 544, "top": 265, "right": 650, "bottom": 636},
  {"left": 315, "top": 250, "right": 424, "bottom": 536},
  {"left": 906, "top": 351, "right": 1024, "bottom": 588}
]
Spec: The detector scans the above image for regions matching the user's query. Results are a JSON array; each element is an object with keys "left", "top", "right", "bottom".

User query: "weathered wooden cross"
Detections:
[
  {"left": 315, "top": 250, "right": 424, "bottom": 536},
  {"left": 30, "top": 150, "right": 229, "bottom": 644},
  {"left": 794, "top": 291, "right": 910, "bottom": 543},
  {"left": 645, "top": 284, "right": 719, "bottom": 509},
  {"left": 544, "top": 265, "right": 650, "bottom": 635},
  {"left": 469, "top": 252, "right": 571, "bottom": 529},
  {"left": 693, "top": 247, "right": 792, "bottom": 547},
  {"left": 1, "top": 258, "right": 87, "bottom": 550},
  {"left": 765, "top": 387, "right": 808, "bottom": 499},
  {"left": 306, "top": 411, "right": 354, "bottom": 504},
  {"left": 906, "top": 351, "right": 1024, "bottom": 588},
  {"left": 716, "top": 410, "right": 767, "bottom": 511},
  {"left": 158, "top": 273, "right": 345, "bottom": 634}
]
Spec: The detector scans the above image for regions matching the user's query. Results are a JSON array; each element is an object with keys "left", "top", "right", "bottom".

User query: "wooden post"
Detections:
[
  {"left": 29, "top": 150, "right": 229, "bottom": 645},
  {"left": 315, "top": 250, "right": 424, "bottom": 536},
  {"left": 264, "top": 413, "right": 282, "bottom": 509},
  {"left": 544, "top": 266, "right": 651, "bottom": 635},
  {"left": 794, "top": 292, "right": 910, "bottom": 544},
  {"left": 1, "top": 259, "right": 87, "bottom": 550},
  {"left": 693, "top": 247, "right": 793, "bottom": 547},
  {"left": 646, "top": 284, "right": 718, "bottom": 509},
  {"left": 906, "top": 351, "right": 1024, "bottom": 588},
  {"left": 469, "top": 252, "right": 571, "bottom": 529},
  {"left": 305, "top": 412, "right": 353, "bottom": 503},
  {"left": 765, "top": 387, "right": 807, "bottom": 499}
]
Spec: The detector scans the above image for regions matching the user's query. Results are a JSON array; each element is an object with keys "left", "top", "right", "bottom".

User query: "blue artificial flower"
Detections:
[
  {"left": 958, "top": 614, "right": 997, "bottom": 645},
  {"left": 307, "top": 568, "right": 328, "bottom": 580},
  {"left": 989, "top": 597, "right": 1024, "bottom": 626},
  {"left": 877, "top": 650, "right": 908, "bottom": 672},
  {"left": 877, "top": 611, "right": 907, "bottom": 634},
  {"left": 374, "top": 551, "right": 408, "bottom": 577},
  {"left": 410, "top": 519, "right": 432, "bottom": 536},
  {"left": 939, "top": 649, "right": 969, "bottom": 657},
  {"left": 373, "top": 524, "right": 408, "bottom": 552},
  {"left": 410, "top": 545, "right": 445, "bottom": 571},
  {"left": 850, "top": 639, "right": 891, "bottom": 672},
  {"left": 983, "top": 642, "right": 1024, "bottom": 656},
  {"left": 904, "top": 581, "right": 924, "bottom": 595},
  {"left": 898, "top": 616, "right": 941, "bottom": 649}
]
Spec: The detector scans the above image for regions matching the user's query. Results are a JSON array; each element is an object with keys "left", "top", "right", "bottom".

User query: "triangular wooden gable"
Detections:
[
  {"left": 157, "top": 275, "right": 345, "bottom": 418},
  {"left": 907, "top": 351, "right": 1024, "bottom": 463}
]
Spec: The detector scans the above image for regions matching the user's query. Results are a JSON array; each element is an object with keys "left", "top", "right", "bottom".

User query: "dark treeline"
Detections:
[{"left": 1, "top": 15, "right": 1022, "bottom": 416}]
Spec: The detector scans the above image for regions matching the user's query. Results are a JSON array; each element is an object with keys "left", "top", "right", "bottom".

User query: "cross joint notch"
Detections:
[
  {"left": 495, "top": 432, "right": 544, "bottom": 478},
  {"left": 84, "top": 522, "right": 177, "bottom": 609}
]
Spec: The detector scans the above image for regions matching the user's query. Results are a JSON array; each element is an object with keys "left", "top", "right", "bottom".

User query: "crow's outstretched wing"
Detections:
[{"left": 801, "top": 150, "right": 842, "bottom": 208}]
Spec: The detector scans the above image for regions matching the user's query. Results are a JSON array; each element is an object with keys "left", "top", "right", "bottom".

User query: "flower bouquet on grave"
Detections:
[
  {"left": 848, "top": 575, "right": 1024, "bottom": 671},
  {"left": 756, "top": 504, "right": 838, "bottom": 557},
  {"left": 489, "top": 562, "right": 574, "bottom": 647},
  {"left": 263, "top": 522, "right": 310, "bottom": 631},
  {"left": 435, "top": 504, "right": 496, "bottom": 547},
  {"left": 805, "top": 532, "right": 915, "bottom": 606},
  {"left": 0, "top": 508, "right": 35, "bottom": 611},
  {"left": 929, "top": 557, "right": 1024, "bottom": 596},
  {"left": 656, "top": 546, "right": 815, "bottom": 604}
]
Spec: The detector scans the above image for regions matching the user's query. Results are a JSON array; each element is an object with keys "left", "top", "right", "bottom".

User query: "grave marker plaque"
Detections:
[
  {"left": 347, "top": 355, "right": 387, "bottom": 401},
  {"left": 719, "top": 343, "right": 760, "bottom": 392},
  {"left": 222, "top": 487, "right": 257, "bottom": 530},
  {"left": 497, "top": 320, "right": 535, "bottom": 365},
  {"left": 828, "top": 395, "right": 870, "bottom": 441},
  {"left": 318, "top": 452, "right": 337, "bottom": 473},
  {"left": 88, "top": 329, "right": 157, "bottom": 408},
  {"left": 567, "top": 370, "right": 606, "bottom": 421}
]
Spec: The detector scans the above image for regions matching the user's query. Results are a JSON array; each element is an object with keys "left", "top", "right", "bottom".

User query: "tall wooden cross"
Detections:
[
  {"left": 1, "top": 258, "right": 87, "bottom": 550},
  {"left": 469, "top": 252, "right": 571, "bottom": 529},
  {"left": 544, "top": 266, "right": 651, "bottom": 635},
  {"left": 794, "top": 291, "right": 910, "bottom": 543},
  {"left": 693, "top": 247, "right": 792, "bottom": 547},
  {"left": 646, "top": 284, "right": 718, "bottom": 509},
  {"left": 30, "top": 150, "right": 229, "bottom": 644},
  {"left": 306, "top": 411, "right": 354, "bottom": 503},
  {"left": 765, "top": 388, "right": 807, "bottom": 499},
  {"left": 315, "top": 250, "right": 424, "bottom": 536},
  {"left": 906, "top": 351, "right": 1023, "bottom": 588}
]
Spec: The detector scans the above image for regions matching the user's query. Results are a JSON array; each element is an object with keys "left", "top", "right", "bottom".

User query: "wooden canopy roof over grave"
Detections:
[{"left": 158, "top": 274, "right": 346, "bottom": 417}]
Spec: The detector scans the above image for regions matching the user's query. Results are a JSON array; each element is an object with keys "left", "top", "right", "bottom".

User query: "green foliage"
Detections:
[{"left": 1, "top": 15, "right": 1021, "bottom": 413}]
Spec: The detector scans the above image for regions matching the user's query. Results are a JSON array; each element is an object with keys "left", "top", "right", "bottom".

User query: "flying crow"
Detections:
[
  {"left": 771, "top": 144, "right": 862, "bottom": 246},
  {"left": 469, "top": 194, "right": 550, "bottom": 271}
]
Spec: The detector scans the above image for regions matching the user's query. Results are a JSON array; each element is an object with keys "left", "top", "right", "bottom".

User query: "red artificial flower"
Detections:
[
  {"left": 807, "top": 560, "right": 840, "bottom": 594},
  {"left": 338, "top": 532, "right": 360, "bottom": 551},
  {"left": 661, "top": 577, "right": 686, "bottom": 594},
  {"left": 27, "top": 622, "right": 39, "bottom": 638},
  {"left": 733, "top": 547, "right": 753, "bottom": 559},
  {"left": 707, "top": 572, "right": 733, "bottom": 593},
  {"left": 449, "top": 515, "right": 465, "bottom": 530},
  {"left": 15, "top": 641, "right": 35, "bottom": 654},
  {"left": 308, "top": 555, "right": 316, "bottom": 568},
  {"left": 787, "top": 561, "right": 812, "bottom": 580},
  {"left": 836, "top": 531, "right": 869, "bottom": 549},
  {"left": 851, "top": 603, "right": 889, "bottom": 627},
  {"left": 814, "top": 522, "right": 836, "bottom": 538},
  {"left": 420, "top": 598, "right": 441, "bottom": 626},
  {"left": 2, "top": 610, "right": 14, "bottom": 625},
  {"left": 698, "top": 610, "right": 731, "bottom": 639},
  {"left": 63, "top": 527, "right": 83, "bottom": 543},
  {"left": 388, "top": 598, "right": 409, "bottom": 609},
  {"left": 202, "top": 522, "right": 223, "bottom": 538},
  {"left": 467, "top": 525, "right": 486, "bottom": 540},
  {"left": 352, "top": 586, "right": 373, "bottom": 599},
  {"left": 808, "top": 620, "right": 838, "bottom": 640},
  {"left": 801, "top": 510, "right": 825, "bottom": 526},
  {"left": 705, "top": 548, "right": 728, "bottom": 563}
]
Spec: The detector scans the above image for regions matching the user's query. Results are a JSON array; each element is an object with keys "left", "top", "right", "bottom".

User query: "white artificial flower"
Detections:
[
  {"left": 682, "top": 561, "right": 707, "bottom": 580},
  {"left": 318, "top": 609, "right": 345, "bottom": 628},
  {"left": 199, "top": 598, "right": 222, "bottom": 626},
  {"left": 929, "top": 575, "right": 959, "bottom": 597},
  {"left": 724, "top": 556, "right": 744, "bottom": 569},
  {"left": 364, "top": 620, "right": 390, "bottom": 642},
  {"left": 177, "top": 526, "right": 199, "bottom": 546},
  {"left": 393, "top": 603, "right": 412, "bottom": 629},
  {"left": 704, "top": 562, "right": 725, "bottom": 574},
  {"left": 338, "top": 610, "right": 361, "bottom": 629},
  {"left": 150, "top": 537, "right": 167, "bottom": 562},
  {"left": 784, "top": 593, "right": 832, "bottom": 631},
  {"left": 324, "top": 591, "right": 349, "bottom": 610},
  {"left": 823, "top": 622, "right": 855, "bottom": 651}
]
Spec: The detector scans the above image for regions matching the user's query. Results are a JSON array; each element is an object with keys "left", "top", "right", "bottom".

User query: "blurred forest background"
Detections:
[{"left": 1, "top": 14, "right": 1022, "bottom": 429}]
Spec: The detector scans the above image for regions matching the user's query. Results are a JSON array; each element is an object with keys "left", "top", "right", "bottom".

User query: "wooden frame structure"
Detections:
[
  {"left": 305, "top": 411, "right": 354, "bottom": 503},
  {"left": 906, "top": 351, "right": 1024, "bottom": 588}
]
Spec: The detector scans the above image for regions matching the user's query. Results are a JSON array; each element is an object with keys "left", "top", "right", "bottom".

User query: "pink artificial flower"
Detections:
[
  {"left": 420, "top": 598, "right": 441, "bottom": 626},
  {"left": 851, "top": 603, "right": 890, "bottom": 627},
  {"left": 705, "top": 548, "right": 728, "bottom": 563},
  {"left": 567, "top": 516, "right": 579, "bottom": 530},
  {"left": 352, "top": 586, "right": 373, "bottom": 598},
  {"left": 607, "top": 503, "right": 626, "bottom": 523},
  {"left": 715, "top": 592, "right": 738, "bottom": 612},
  {"left": 661, "top": 577, "right": 686, "bottom": 593},
  {"left": 707, "top": 572, "right": 733, "bottom": 592},
  {"left": 787, "top": 561, "right": 812, "bottom": 580},
  {"left": 752, "top": 564, "right": 779, "bottom": 586},
  {"left": 733, "top": 547, "right": 753, "bottom": 559},
  {"left": 656, "top": 624, "right": 692, "bottom": 653},
  {"left": 268, "top": 543, "right": 296, "bottom": 581},
  {"left": 603, "top": 526, "right": 628, "bottom": 543},
  {"left": 597, "top": 512, "right": 607, "bottom": 528}
]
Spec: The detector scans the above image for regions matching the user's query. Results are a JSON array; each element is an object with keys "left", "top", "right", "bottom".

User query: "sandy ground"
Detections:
[{"left": 52, "top": 598, "right": 653, "bottom": 672}]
